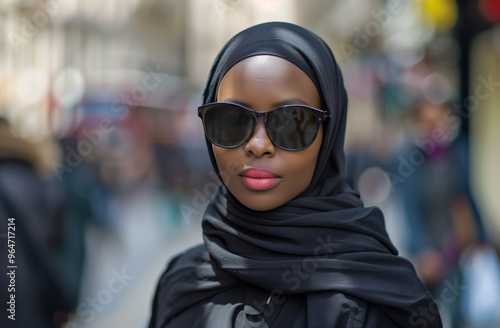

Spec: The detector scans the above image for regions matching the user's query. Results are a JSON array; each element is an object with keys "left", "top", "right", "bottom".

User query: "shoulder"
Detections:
[
  {"left": 149, "top": 244, "right": 211, "bottom": 327},
  {"left": 158, "top": 243, "right": 209, "bottom": 282},
  {"left": 306, "top": 292, "right": 401, "bottom": 328}
]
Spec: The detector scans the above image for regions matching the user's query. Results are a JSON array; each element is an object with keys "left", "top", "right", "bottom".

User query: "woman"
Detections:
[{"left": 149, "top": 22, "right": 442, "bottom": 328}]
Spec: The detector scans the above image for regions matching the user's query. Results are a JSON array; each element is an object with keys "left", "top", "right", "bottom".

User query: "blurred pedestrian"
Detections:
[
  {"left": 0, "top": 117, "right": 72, "bottom": 327},
  {"left": 393, "top": 101, "right": 484, "bottom": 328}
]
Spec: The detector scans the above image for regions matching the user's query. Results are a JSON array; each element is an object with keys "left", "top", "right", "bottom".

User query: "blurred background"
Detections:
[{"left": 0, "top": 0, "right": 499, "bottom": 327}]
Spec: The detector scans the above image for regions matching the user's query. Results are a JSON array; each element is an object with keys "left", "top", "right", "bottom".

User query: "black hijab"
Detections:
[{"left": 151, "top": 22, "right": 442, "bottom": 327}]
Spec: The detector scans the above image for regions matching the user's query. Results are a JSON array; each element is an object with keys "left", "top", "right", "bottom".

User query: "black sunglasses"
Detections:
[{"left": 198, "top": 102, "right": 330, "bottom": 151}]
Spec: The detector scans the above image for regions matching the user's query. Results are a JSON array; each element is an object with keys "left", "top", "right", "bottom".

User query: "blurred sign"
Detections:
[{"left": 421, "top": 0, "right": 458, "bottom": 31}]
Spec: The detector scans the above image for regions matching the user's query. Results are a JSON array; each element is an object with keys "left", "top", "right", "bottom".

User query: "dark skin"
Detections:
[{"left": 213, "top": 55, "right": 324, "bottom": 211}]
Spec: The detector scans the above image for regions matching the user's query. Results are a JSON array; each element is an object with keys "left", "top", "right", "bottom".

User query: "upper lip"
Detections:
[{"left": 240, "top": 168, "right": 279, "bottom": 179}]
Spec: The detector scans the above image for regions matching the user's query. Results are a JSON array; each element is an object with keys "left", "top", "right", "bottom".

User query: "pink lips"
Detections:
[{"left": 240, "top": 168, "right": 280, "bottom": 191}]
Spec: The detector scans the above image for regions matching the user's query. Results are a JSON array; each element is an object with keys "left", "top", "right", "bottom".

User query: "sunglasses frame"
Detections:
[{"left": 198, "top": 102, "right": 331, "bottom": 151}]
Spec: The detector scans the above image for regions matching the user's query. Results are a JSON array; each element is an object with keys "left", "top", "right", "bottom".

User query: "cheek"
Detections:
[
  {"left": 281, "top": 127, "right": 323, "bottom": 191},
  {"left": 302, "top": 128, "right": 323, "bottom": 172},
  {"left": 212, "top": 145, "right": 242, "bottom": 179},
  {"left": 210, "top": 125, "right": 323, "bottom": 211},
  {"left": 285, "top": 150, "right": 318, "bottom": 189}
]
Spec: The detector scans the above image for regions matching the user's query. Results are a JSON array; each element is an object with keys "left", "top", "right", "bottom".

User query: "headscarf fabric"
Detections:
[{"left": 152, "top": 22, "right": 442, "bottom": 328}]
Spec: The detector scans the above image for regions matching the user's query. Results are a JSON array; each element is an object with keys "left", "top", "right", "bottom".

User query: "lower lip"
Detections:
[{"left": 241, "top": 176, "right": 279, "bottom": 190}]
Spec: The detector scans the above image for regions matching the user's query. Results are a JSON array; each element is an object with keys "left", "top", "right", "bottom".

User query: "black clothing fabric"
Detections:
[
  {"left": 0, "top": 158, "right": 70, "bottom": 328},
  {"left": 149, "top": 22, "right": 442, "bottom": 328}
]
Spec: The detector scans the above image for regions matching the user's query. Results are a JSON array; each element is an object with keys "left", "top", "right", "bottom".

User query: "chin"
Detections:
[
  {"left": 238, "top": 194, "right": 288, "bottom": 212},
  {"left": 245, "top": 203, "right": 275, "bottom": 212}
]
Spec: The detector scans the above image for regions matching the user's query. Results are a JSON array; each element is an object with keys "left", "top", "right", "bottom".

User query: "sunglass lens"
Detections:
[
  {"left": 267, "top": 107, "right": 318, "bottom": 150},
  {"left": 204, "top": 104, "right": 254, "bottom": 147}
]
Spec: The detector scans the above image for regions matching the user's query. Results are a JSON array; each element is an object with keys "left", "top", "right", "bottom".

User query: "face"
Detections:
[
  {"left": 212, "top": 55, "right": 323, "bottom": 211},
  {"left": 416, "top": 102, "right": 450, "bottom": 138}
]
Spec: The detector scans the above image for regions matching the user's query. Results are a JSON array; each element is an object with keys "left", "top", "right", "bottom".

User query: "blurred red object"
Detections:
[{"left": 479, "top": 0, "right": 500, "bottom": 23}]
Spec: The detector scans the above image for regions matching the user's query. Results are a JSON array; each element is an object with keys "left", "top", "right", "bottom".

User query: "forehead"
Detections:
[{"left": 217, "top": 55, "right": 321, "bottom": 108}]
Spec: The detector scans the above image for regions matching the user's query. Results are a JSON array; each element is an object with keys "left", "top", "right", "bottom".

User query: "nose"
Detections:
[{"left": 244, "top": 118, "right": 276, "bottom": 157}]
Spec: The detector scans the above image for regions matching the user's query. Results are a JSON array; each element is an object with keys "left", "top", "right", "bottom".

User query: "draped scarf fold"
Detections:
[
  {"left": 200, "top": 187, "right": 440, "bottom": 326},
  {"left": 152, "top": 21, "right": 442, "bottom": 328}
]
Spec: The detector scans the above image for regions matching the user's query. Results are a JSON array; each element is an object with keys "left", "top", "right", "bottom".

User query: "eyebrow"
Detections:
[{"left": 221, "top": 97, "right": 310, "bottom": 108}]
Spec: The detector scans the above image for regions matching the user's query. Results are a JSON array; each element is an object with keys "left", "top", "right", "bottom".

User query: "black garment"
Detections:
[
  {"left": 0, "top": 159, "right": 70, "bottom": 328},
  {"left": 150, "top": 244, "right": 409, "bottom": 328},
  {"left": 149, "top": 22, "right": 442, "bottom": 328}
]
